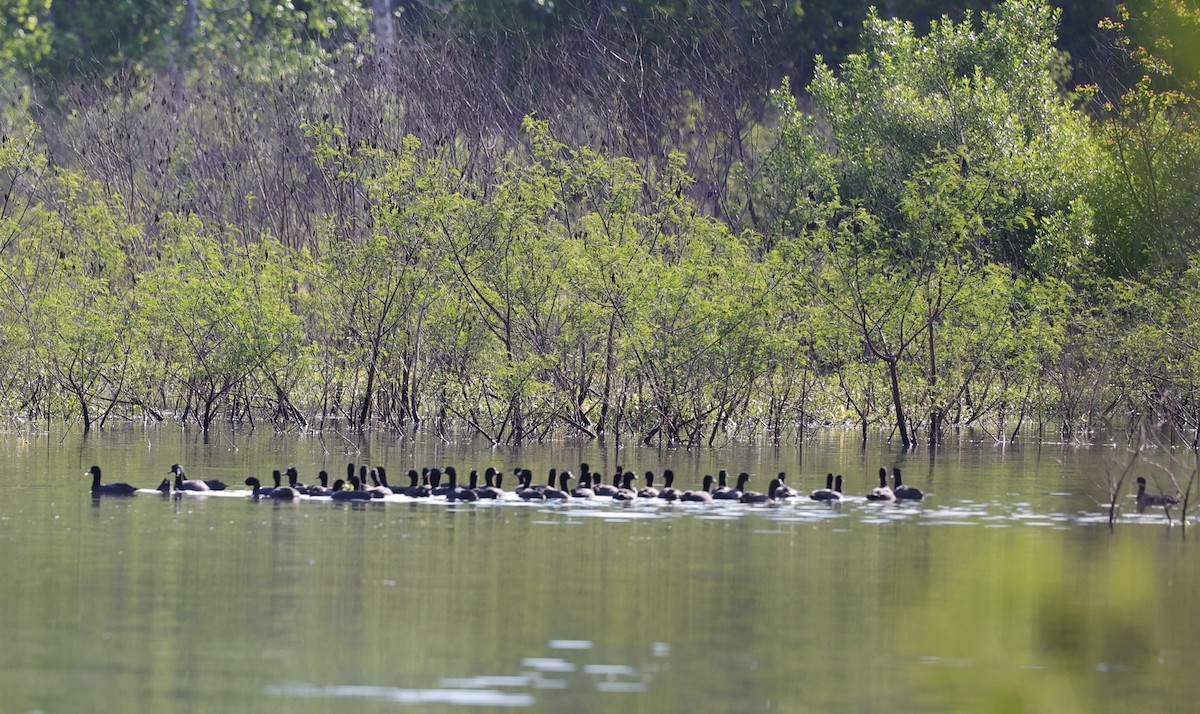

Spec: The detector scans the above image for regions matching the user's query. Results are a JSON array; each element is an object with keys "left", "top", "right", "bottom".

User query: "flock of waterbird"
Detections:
[
  {"left": 86, "top": 462, "right": 1182, "bottom": 511},
  {"left": 86, "top": 462, "right": 929, "bottom": 505}
]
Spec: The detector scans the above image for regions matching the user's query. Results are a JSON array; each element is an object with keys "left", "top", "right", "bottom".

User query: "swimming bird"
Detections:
[
  {"left": 712, "top": 470, "right": 732, "bottom": 499},
  {"left": 715, "top": 472, "right": 751, "bottom": 501},
  {"left": 892, "top": 467, "right": 923, "bottom": 501},
  {"left": 363, "top": 467, "right": 391, "bottom": 498},
  {"left": 653, "top": 470, "right": 678, "bottom": 501},
  {"left": 286, "top": 467, "right": 310, "bottom": 494},
  {"left": 543, "top": 471, "right": 573, "bottom": 501},
  {"left": 613, "top": 471, "right": 639, "bottom": 501},
  {"left": 681, "top": 475, "right": 714, "bottom": 503},
  {"left": 156, "top": 478, "right": 172, "bottom": 495},
  {"left": 306, "top": 470, "right": 333, "bottom": 497},
  {"left": 866, "top": 467, "right": 896, "bottom": 501},
  {"left": 244, "top": 476, "right": 275, "bottom": 499},
  {"left": 1135, "top": 477, "right": 1180, "bottom": 508},
  {"left": 593, "top": 470, "right": 621, "bottom": 498},
  {"left": 86, "top": 465, "right": 137, "bottom": 496},
  {"left": 810, "top": 473, "right": 841, "bottom": 502},
  {"left": 268, "top": 480, "right": 301, "bottom": 501},
  {"left": 637, "top": 471, "right": 660, "bottom": 499},
  {"left": 475, "top": 467, "right": 505, "bottom": 499},
  {"left": 571, "top": 471, "right": 595, "bottom": 499},
  {"left": 408, "top": 470, "right": 433, "bottom": 498},
  {"left": 773, "top": 472, "right": 799, "bottom": 499},
  {"left": 331, "top": 475, "right": 374, "bottom": 501},
  {"left": 171, "top": 464, "right": 225, "bottom": 492},
  {"left": 517, "top": 470, "right": 545, "bottom": 501},
  {"left": 447, "top": 469, "right": 480, "bottom": 502},
  {"left": 740, "top": 479, "right": 775, "bottom": 504}
]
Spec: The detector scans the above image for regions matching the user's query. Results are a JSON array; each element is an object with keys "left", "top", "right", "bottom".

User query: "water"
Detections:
[{"left": 1, "top": 426, "right": 1198, "bottom": 713}]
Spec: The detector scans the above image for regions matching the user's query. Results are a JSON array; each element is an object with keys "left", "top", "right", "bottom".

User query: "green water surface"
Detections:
[{"left": 0, "top": 427, "right": 1195, "bottom": 713}]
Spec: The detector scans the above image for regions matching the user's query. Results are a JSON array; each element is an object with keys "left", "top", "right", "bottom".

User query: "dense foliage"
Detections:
[{"left": 0, "top": 0, "right": 1197, "bottom": 447}]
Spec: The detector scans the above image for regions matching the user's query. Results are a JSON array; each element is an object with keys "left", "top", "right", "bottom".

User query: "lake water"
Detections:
[{"left": 1, "top": 426, "right": 1197, "bottom": 713}]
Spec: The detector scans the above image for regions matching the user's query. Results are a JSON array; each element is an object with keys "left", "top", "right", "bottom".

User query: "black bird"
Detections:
[
  {"left": 866, "top": 467, "right": 896, "bottom": 501},
  {"left": 810, "top": 473, "right": 841, "bottom": 502},
  {"left": 1135, "top": 476, "right": 1180, "bottom": 508},
  {"left": 715, "top": 472, "right": 751, "bottom": 501},
  {"left": 88, "top": 466, "right": 137, "bottom": 496},
  {"left": 681, "top": 475, "right": 714, "bottom": 503},
  {"left": 517, "top": 470, "right": 546, "bottom": 501},
  {"left": 594, "top": 470, "right": 621, "bottom": 498},
  {"left": 892, "top": 467, "right": 923, "bottom": 501},
  {"left": 741, "top": 480, "right": 777, "bottom": 504},
  {"left": 543, "top": 471, "right": 573, "bottom": 501},
  {"left": 571, "top": 471, "right": 595, "bottom": 499},
  {"left": 657, "top": 469, "right": 681, "bottom": 501},
  {"left": 286, "top": 467, "right": 310, "bottom": 495},
  {"left": 712, "top": 469, "right": 732, "bottom": 499},
  {"left": 475, "top": 467, "right": 505, "bottom": 499},
  {"left": 331, "top": 475, "right": 374, "bottom": 501},
  {"left": 613, "top": 472, "right": 639, "bottom": 501},
  {"left": 448, "top": 469, "right": 480, "bottom": 502},
  {"left": 244, "top": 477, "right": 274, "bottom": 499},
  {"left": 306, "top": 470, "right": 333, "bottom": 497},
  {"left": 268, "top": 479, "right": 301, "bottom": 501},
  {"left": 637, "top": 471, "right": 660, "bottom": 499},
  {"left": 773, "top": 472, "right": 799, "bottom": 499},
  {"left": 171, "top": 464, "right": 226, "bottom": 492}
]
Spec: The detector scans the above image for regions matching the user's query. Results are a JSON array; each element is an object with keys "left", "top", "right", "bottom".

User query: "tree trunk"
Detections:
[
  {"left": 887, "top": 357, "right": 911, "bottom": 448},
  {"left": 373, "top": 0, "right": 395, "bottom": 52}
]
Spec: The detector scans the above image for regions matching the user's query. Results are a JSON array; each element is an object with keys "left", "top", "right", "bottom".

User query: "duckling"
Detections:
[
  {"left": 1135, "top": 477, "right": 1180, "bottom": 508},
  {"left": 657, "top": 469, "right": 681, "bottom": 501},
  {"left": 637, "top": 471, "right": 660, "bottom": 499},
  {"left": 892, "top": 467, "right": 923, "bottom": 501},
  {"left": 155, "top": 478, "right": 172, "bottom": 495},
  {"left": 809, "top": 473, "right": 841, "bottom": 502},
  {"left": 866, "top": 467, "right": 896, "bottom": 501},
  {"left": 681, "top": 475, "right": 715, "bottom": 503}
]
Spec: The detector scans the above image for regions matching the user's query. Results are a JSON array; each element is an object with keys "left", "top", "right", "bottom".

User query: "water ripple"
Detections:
[{"left": 265, "top": 683, "right": 536, "bottom": 707}]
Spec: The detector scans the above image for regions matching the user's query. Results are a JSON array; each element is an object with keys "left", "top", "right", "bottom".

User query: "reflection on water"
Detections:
[
  {"left": 0, "top": 426, "right": 1198, "bottom": 713},
  {"left": 269, "top": 636, "right": 666, "bottom": 705}
]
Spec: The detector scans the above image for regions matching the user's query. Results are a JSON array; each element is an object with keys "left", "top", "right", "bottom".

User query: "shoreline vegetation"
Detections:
[{"left": 1, "top": 0, "right": 1198, "bottom": 447}]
